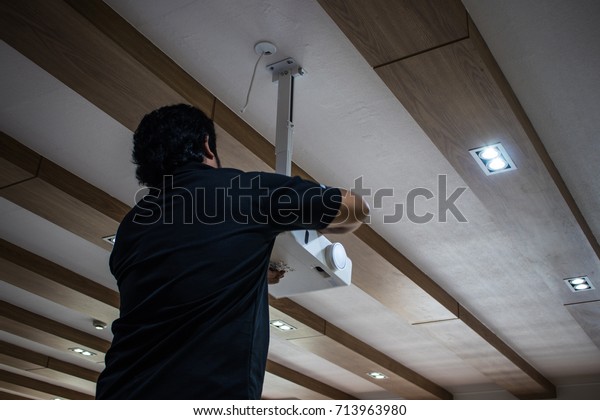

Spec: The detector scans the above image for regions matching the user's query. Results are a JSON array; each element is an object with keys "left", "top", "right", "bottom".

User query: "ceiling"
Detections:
[{"left": 1, "top": 0, "right": 599, "bottom": 400}]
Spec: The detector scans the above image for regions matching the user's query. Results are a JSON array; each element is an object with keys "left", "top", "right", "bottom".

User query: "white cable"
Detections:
[{"left": 240, "top": 51, "right": 265, "bottom": 114}]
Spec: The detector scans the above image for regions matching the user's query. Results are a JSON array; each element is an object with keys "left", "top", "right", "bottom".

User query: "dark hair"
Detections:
[{"left": 132, "top": 104, "right": 219, "bottom": 187}]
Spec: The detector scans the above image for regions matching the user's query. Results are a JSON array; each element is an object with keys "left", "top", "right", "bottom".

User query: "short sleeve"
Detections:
[{"left": 258, "top": 173, "right": 341, "bottom": 231}]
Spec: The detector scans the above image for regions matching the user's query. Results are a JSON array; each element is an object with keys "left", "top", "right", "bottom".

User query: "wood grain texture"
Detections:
[
  {"left": 467, "top": 18, "right": 600, "bottom": 261},
  {"left": 0, "top": 0, "right": 185, "bottom": 131},
  {"left": 0, "top": 390, "right": 32, "bottom": 400},
  {"left": 267, "top": 360, "right": 357, "bottom": 400},
  {"left": 317, "top": 0, "right": 468, "bottom": 67},
  {"left": 2, "top": 0, "right": 463, "bottom": 328},
  {"left": 293, "top": 335, "right": 437, "bottom": 399},
  {"left": 0, "top": 0, "right": 560, "bottom": 399},
  {"left": 325, "top": 323, "right": 452, "bottom": 399},
  {"left": 0, "top": 341, "right": 99, "bottom": 391},
  {"left": 565, "top": 300, "right": 600, "bottom": 351},
  {"left": 269, "top": 297, "right": 326, "bottom": 334},
  {"left": 0, "top": 301, "right": 110, "bottom": 355},
  {"left": 458, "top": 306, "right": 555, "bottom": 398},
  {"left": 0, "top": 258, "right": 118, "bottom": 323},
  {"left": 0, "top": 369, "right": 93, "bottom": 400},
  {"left": 0, "top": 131, "right": 41, "bottom": 188},
  {"left": 37, "top": 159, "right": 130, "bottom": 223},
  {"left": 0, "top": 238, "right": 119, "bottom": 310},
  {"left": 415, "top": 318, "right": 551, "bottom": 397},
  {"left": 0, "top": 177, "right": 120, "bottom": 251},
  {"left": 353, "top": 225, "right": 459, "bottom": 317},
  {"left": 373, "top": 37, "right": 567, "bottom": 398},
  {"left": 269, "top": 297, "right": 451, "bottom": 399},
  {"left": 64, "top": 0, "right": 215, "bottom": 117}
]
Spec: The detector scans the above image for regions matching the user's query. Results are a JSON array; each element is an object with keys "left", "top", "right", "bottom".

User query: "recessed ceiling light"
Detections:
[
  {"left": 69, "top": 347, "right": 96, "bottom": 357},
  {"left": 564, "top": 276, "right": 594, "bottom": 292},
  {"left": 269, "top": 319, "right": 297, "bottom": 331},
  {"left": 479, "top": 146, "right": 500, "bottom": 160},
  {"left": 93, "top": 320, "right": 108, "bottom": 330},
  {"left": 102, "top": 234, "right": 116, "bottom": 245},
  {"left": 367, "top": 372, "right": 388, "bottom": 380},
  {"left": 469, "top": 143, "right": 516, "bottom": 175}
]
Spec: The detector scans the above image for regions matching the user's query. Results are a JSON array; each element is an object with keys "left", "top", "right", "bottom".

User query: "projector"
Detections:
[{"left": 268, "top": 230, "right": 352, "bottom": 298}]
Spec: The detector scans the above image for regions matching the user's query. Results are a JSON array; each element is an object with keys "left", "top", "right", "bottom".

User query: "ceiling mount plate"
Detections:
[{"left": 267, "top": 57, "right": 305, "bottom": 82}]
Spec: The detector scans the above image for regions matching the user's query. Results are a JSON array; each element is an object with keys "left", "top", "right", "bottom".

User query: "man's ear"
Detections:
[{"left": 202, "top": 135, "right": 215, "bottom": 160}]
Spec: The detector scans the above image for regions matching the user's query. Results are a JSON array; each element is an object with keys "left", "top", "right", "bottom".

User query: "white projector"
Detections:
[{"left": 268, "top": 230, "right": 352, "bottom": 298}]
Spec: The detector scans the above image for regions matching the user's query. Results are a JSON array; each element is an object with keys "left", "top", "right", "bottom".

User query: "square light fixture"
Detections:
[
  {"left": 367, "top": 372, "right": 388, "bottom": 380},
  {"left": 269, "top": 319, "right": 297, "bottom": 331},
  {"left": 102, "top": 234, "right": 116, "bottom": 245},
  {"left": 469, "top": 143, "right": 516, "bottom": 175},
  {"left": 564, "top": 276, "right": 594, "bottom": 292},
  {"left": 69, "top": 347, "right": 97, "bottom": 357}
]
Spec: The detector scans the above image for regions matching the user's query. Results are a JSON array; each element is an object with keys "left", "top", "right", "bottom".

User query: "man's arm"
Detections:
[{"left": 319, "top": 188, "right": 369, "bottom": 234}]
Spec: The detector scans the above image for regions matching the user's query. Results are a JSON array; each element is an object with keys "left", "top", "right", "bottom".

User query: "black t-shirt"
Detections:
[{"left": 96, "top": 162, "right": 341, "bottom": 399}]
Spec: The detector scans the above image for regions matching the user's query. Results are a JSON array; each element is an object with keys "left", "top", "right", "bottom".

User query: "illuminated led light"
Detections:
[
  {"left": 69, "top": 347, "right": 96, "bottom": 357},
  {"left": 367, "top": 372, "right": 388, "bottom": 380},
  {"left": 564, "top": 276, "right": 594, "bottom": 292},
  {"left": 269, "top": 320, "right": 297, "bottom": 331},
  {"left": 102, "top": 234, "right": 116, "bottom": 245},
  {"left": 487, "top": 157, "right": 509, "bottom": 171},
  {"left": 479, "top": 147, "right": 500, "bottom": 160},
  {"left": 569, "top": 278, "right": 586, "bottom": 285},
  {"left": 93, "top": 320, "right": 108, "bottom": 330},
  {"left": 469, "top": 143, "right": 516, "bottom": 175}
]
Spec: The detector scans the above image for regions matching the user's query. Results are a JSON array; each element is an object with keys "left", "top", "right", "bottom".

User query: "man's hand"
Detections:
[
  {"left": 268, "top": 268, "right": 285, "bottom": 285},
  {"left": 319, "top": 188, "right": 370, "bottom": 234}
]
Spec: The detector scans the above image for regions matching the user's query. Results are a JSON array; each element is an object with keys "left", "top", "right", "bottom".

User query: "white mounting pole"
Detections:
[{"left": 268, "top": 58, "right": 305, "bottom": 176}]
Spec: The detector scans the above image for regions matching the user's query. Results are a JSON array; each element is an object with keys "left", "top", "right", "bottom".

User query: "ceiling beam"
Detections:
[
  {"left": 0, "top": 0, "right": 554, "bottom": 398},
  {"left": 0, "top": 238, "right": 119, "bottom": 315},
  {"left": 317, "top": 0, "right": 558, "bottom": 399},
  {"left": 0, "top": 131, "right": 41, "bottom": 188},
  {"left": 266, "top": 360, "right": 357, "bottom": 400},
  {"left": 466, "top": 17, "right": 600, "bottom": 259},
  {"left": 0, "top": 390, "right": 32, "bottom": 400},
  {"left": 0, "top": 300, "right": 110, "bottom": 358},
  {"left": 0, "top": 369, "right": 93, "bottom": 400},
  {"left": 271, "top": 297, "right": 452, "bottom": 400},
  {"left": 0, "top": 340, "right": 99, "bottom": 394},
  {"left": 1, "top": 131, "right": 436, "bottom": 398}
]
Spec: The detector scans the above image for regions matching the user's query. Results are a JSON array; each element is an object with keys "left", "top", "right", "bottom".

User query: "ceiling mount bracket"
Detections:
[{"left": 267, "top": 57, "right": 306, "bottom": 176}]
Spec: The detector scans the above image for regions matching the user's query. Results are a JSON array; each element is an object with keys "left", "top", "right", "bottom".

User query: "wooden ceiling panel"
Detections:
[
  {"left": 0, "top": 178, "right": 120, "bottom": 252},
  {"left": 0, "top": 301, "right": 110, "bottom": 361},
  {"left": 0, "top": 369, "right": 93, "bottom": 400},
  {"left": 267, "top": 360, "right": 356, "bottom": 400},
  {"left": 0, "top": 389, "right": 32, "bottom": 400},
  {"left": 0, "top": 239, "right": 119, "bottom": 321},
  {"left": 262, "top": 372, "right": 330, "bottom": 400},
  {"left": 1, "top": 131, "right": 452, "bottom": 398},
  {"left": 0, "top": 0, "right": 575, "bottom": 399},
  {"left": 0, "top": 131, "right": 130, "bottom": 253},
  {"left": 271, "top": 297, "right": 451, "bottom": 399},
  {"left": 292, "top": 334, "right": 437, "bottom": 399},
  {"left": 0, "top": 132, "right": 40, "bottom": 188},
  {"left": 0, "top": 0, "right": 186, "bottom": 131},
  {"left": 0, "top": 345, "right": 97, "bottom": 395},
  {"left": 415, "top": 318, "right": 553, "bottom": 398},
  {"left": 317, "top": 0, "right": 468, "bottom": 67},
  {"left": 565, "top": 301, "right": 600, "bottom": 351}
]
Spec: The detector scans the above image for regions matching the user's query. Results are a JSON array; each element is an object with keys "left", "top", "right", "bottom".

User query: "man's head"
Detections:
[{"left": 132, "top": 104, "right": 220, "bottom": 187}]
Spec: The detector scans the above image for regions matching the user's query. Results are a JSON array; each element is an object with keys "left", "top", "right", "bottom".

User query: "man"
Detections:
[{"left": 96, "top": 104, "right": 368, "bottom": 399}]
